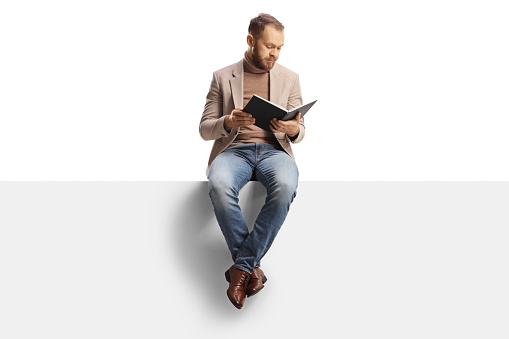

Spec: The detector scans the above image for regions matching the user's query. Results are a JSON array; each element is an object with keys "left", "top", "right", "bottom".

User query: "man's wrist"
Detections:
[
  {"left": 288, "top": 128, "right": 299, "bottom": 138},
  {"left": 223, "top": 116, "right": 232, "bottom": 131}
]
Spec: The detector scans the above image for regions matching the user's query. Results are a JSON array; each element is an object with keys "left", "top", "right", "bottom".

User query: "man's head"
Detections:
[{"left": 247, "top": 13, "right": 285, "bottom": 71}]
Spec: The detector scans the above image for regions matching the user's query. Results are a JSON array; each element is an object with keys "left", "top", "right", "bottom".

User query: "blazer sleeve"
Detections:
[
  {"left": 199, "top": 72, "right": 231, "bottom": 141},
  {"left": 286, "top": 74, "right": 305, "bottom": 144}
]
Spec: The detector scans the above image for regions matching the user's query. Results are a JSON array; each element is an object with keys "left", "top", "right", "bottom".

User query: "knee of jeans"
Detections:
[
  {"left": 271, "top": 177, "right": 298, "bottom": 202},
  {"left": 208, "top": 176, "right": 236, "bottom": 200}
]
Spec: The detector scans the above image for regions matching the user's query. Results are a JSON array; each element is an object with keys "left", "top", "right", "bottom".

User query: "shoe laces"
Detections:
[{"left": 239, "top": 272, "right": 250, "bottom": 288}]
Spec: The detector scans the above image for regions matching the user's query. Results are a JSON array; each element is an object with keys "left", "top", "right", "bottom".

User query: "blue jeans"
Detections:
[{"left": 208, "top": 143, "right": 299, "bottom": 274}]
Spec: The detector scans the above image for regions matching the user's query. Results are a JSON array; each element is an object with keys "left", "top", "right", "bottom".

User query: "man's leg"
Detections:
[
  {"left": 235, "top": 143, "right": 299, "bottom": 273},
  {"left": 208, "top": 144, "right": 255, "bottom": 272}
]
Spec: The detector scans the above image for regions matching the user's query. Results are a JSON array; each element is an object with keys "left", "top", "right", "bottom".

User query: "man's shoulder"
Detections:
[
  {"left": 274, "top": 63, "right": 298, "bottom": 76},
  {"left": 273, "top": 63, "right": 299, "bottom": 80}
]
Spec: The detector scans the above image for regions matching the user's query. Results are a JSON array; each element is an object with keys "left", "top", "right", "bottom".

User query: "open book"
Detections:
[{"left": 242, "top": 95, "right": 317, "bottom": 133}]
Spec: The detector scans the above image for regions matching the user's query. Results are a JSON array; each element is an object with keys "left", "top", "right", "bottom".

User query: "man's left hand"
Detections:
[{"left": 270, "top": 112, "right": 301, "bottom": 137}]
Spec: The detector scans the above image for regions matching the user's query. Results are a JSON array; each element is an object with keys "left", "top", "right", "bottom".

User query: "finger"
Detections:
[
  {"left": 234, "top": 113, "right": 254, "bottom": 120},
  {"left": 240, "top": 112, "right": 253, "bottom": 117},
  {"left": 234, "top": 112, "right": 253, "bottom": 118},
  {"left": 293, "top": 112, "right": 301, "bottom": 121},
  {"left": 236, "top": 118, "right": 256, "bottom": 126},
  {"left": 270, "top": 120, "right": 281, "bottom": 132},
  {"left": 270, "top": 119, "right": 280, "bottom": 129},
  {"left": 232, "top": 108, "right": 247, "bottom": 114},
  {"left": 240, "top": 122, "right": 256, "bottom": 127},
  {"left": 233, "top": 116, "right": 255, "bottom": 122},
  {"left": 233, "top": 116, "right": 254, "bottom": 122}
]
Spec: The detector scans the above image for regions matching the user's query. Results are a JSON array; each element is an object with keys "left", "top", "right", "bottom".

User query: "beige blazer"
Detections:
[{"left": 199, "top": 58, "right": 305, "bottom": 177}]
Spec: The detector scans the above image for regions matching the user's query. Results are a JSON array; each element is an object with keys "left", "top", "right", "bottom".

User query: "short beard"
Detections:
[{"left": 252, "top": 42, "right": 271, "bottom": 71}]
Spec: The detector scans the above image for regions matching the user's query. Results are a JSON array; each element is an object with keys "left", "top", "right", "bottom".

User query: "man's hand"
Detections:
[
  {"left": 270, "top": 112, "right": 301, "bottom": 136},
  {"left": 225, "top": 108, "right": 256, "bottom": 129}
]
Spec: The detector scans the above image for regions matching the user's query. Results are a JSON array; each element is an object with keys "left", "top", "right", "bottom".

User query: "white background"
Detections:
[{"left": 1, "top": 0, "right": 508, "bottom": 180}]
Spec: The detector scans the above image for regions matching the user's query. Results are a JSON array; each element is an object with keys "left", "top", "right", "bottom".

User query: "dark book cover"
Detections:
[{"left": 242, "top": 95, "right": 317, "bottom": 133}]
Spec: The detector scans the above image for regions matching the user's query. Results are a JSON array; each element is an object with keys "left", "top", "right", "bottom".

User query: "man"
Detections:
[{"left": 199, "top": 13, "right": 305, "bottom": 309}]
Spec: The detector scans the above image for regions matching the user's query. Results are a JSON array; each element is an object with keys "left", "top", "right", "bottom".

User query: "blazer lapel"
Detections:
[
  {"left": 230, "top": 60, "right": 243, "bottom": 109},
  {"left": 230, "top": 60, "right": 282, "bottom": 108},
  {"left": 269, "top": 64, "right": 286, "bottom": 140},
  {"left": 269, "top": 63, "right": 282, "bottom": 106}
]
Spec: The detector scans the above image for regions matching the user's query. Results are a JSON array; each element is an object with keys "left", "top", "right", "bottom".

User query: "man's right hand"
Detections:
[{"left": 225, "top": 108, "right": 256, "bottom": 129}]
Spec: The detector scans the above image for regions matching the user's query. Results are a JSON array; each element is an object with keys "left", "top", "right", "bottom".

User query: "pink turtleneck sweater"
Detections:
[{"left": 228, "top": 52, "right": 283, "bottom": 149}]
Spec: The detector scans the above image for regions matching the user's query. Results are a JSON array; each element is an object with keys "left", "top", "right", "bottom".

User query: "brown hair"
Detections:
[{"left": 248, "top": 13, "right": 284, "bottom": 40}]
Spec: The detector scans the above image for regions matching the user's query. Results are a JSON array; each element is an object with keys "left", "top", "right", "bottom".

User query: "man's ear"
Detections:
[{"left": 247, "top": 34, "right": 255, "bottom": 47}]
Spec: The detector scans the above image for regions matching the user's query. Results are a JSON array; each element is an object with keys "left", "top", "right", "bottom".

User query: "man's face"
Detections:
[{"left": 250, "top": 24, "right": 285, "bottom": 71}]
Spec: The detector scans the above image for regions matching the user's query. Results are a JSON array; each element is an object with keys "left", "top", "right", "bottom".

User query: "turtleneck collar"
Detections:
[{"left": 243, "top": 51, "right": 268, "bottom": 74}]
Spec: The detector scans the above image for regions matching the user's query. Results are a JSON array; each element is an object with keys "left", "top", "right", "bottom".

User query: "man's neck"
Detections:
[{"left": 246, "top": 49, "right": 254, "bottom": 62}]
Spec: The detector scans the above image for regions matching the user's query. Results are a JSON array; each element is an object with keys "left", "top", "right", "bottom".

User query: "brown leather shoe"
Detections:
[
  {"left": 246, "top": 267, "right": 267, "bottom": 297},
  {"left": 225, "top": 266, "right": 251, "bottom": 309}
]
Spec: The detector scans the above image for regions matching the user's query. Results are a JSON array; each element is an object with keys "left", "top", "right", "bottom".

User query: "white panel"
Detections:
[{"left": 1, "top": 181, "right": 508, "bottom": 338}]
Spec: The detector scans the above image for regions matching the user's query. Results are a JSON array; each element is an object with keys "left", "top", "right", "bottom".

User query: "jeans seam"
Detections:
[{"left": 234, "top": 169, "right": 252, "bottom": 192}]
